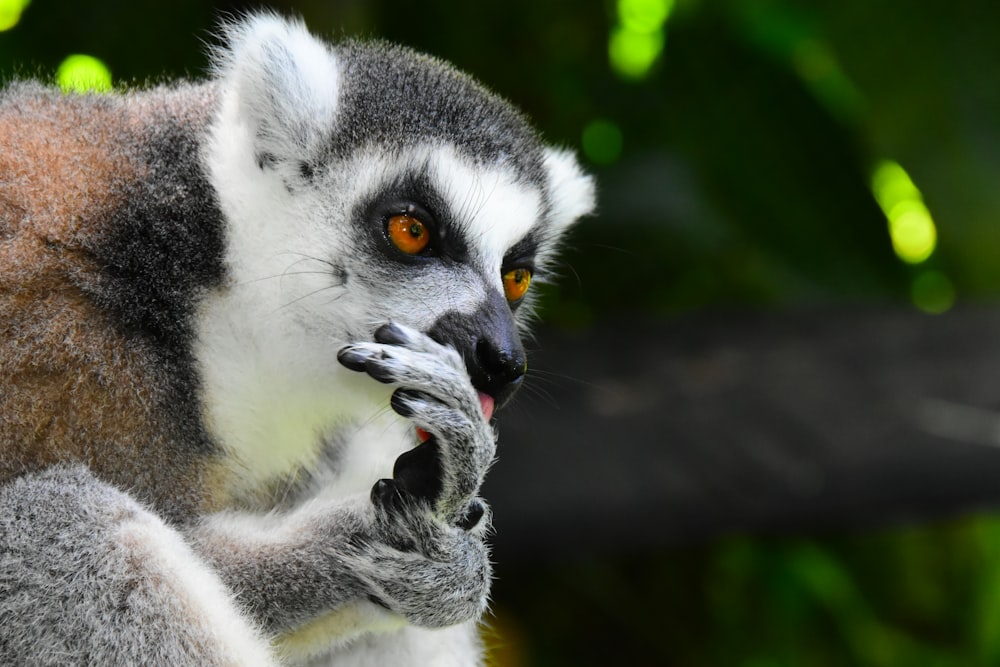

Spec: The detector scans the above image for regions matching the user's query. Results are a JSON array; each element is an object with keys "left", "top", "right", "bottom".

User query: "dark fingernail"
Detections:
[
  {"left": 337, "top": 347, "right": 368, "bottom": 372},
  {"left": 457, "top": 500, "right": 486, "bottom": 531},
  {"left": 371, "top": 478, "right": 405, "bottom": 512},
  {"left": 390, "top": 388, "right": 416, "bottom": 417},
  {"left": 367, "top": 359, "right": 396, "bottom": 384},
  {"left": 374, "top": 322, "right": 408, "bottom": 345}
]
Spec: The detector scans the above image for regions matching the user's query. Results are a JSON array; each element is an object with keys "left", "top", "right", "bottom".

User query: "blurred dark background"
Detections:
[{"left": 6, "top": 1, "right": 1000, "bottom": 664}]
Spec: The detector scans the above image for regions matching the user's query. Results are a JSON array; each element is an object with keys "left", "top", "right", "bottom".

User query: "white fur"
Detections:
[
  {"left": 199, "top": 37, "right": 387, "bottom": 495},
  {"left": 543, "top": 147, "right": 597, "bottom": 232},
  {"left": 281, "top": 602, "right": 408, "bottom": 663},
  {"left": 307, "top": 622, "right": 483, "bottom": 667},
  {"left": 431, "top": 146, "right": 545, "bottom": 279},
  {"left": 218, "top": 14, "right": 340, "bottom": 161}
]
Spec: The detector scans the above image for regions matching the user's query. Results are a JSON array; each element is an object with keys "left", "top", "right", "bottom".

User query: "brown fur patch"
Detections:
[{"left": 0, "top": 86, "right": 225, "bottom": 518}]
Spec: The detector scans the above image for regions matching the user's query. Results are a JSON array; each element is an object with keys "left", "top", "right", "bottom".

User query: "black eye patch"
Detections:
[
  {"left": 354, "top": 171, "right": 472, "bottom": 264},
  {"left": 501, "top": 234, "right": 539, "bottom": 271}
]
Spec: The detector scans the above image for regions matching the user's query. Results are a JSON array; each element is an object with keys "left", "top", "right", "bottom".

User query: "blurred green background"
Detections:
[{"left": 5, "top": 0, "right": 1000, "bottom": 665}]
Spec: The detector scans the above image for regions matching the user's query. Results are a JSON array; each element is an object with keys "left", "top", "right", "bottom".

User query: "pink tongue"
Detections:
[
  {"left": 478, "top": 392, "right": 495, "bottom": 421},
  {"left": 416, "top": 392, "right": 495, "bottom": 443}
]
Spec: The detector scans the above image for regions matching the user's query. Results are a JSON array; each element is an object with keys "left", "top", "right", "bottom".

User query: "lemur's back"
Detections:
[{"left": 0, "top": 84, "right": 224, "bottom": 519}]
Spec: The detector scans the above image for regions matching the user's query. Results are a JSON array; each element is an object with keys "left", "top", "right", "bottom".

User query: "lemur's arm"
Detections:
[
  {"left": 0, "top": 465, "right": 281, "bottom": 666},
  {"left": 0, "top": 325, "right": 493, "bottom": 665},
  {"left": 188, "top": 323, "right": 496, "bottom": 641}
]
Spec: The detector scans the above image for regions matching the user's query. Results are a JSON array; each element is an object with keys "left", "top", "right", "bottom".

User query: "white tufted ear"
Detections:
[
  {"left": 543, "top": 147, "right": 596, "bottom": 233},
  {"left": 214, "top": 14, "right": 340, "bottom": 167}
]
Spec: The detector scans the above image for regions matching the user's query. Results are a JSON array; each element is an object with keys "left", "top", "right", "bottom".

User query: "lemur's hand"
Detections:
[
  {"left": 337, "top": 322, "right": 496, "bottom": 528},
  {"left": 331, "top": 322, "right": 495, "bottom": 627}
]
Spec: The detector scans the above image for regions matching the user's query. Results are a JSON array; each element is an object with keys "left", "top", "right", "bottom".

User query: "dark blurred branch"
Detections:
[{"left": 487, "top": 306, "right": 1000, "bottom": 561}]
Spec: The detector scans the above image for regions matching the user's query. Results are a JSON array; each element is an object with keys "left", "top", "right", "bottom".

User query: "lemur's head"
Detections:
[{"left": 206, "top": 15, "right": 594, "bottom": 409}]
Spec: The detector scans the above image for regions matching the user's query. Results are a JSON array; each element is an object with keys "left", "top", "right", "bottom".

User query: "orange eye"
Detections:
[
  {"left": 387, "top": 214, "right": 430, "bottom": 255},
  {"left": 502, "top": 268, "right": 531, "bottom": 302}
]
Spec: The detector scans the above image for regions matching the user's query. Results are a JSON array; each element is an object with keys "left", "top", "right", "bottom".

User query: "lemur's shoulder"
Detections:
[{"left": 0, "top": 82, "right": 226, "bottom": 519}]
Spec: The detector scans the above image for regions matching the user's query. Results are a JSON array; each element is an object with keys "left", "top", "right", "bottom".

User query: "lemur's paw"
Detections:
[
  {"left": 338, "top": 322, "right": 497, "bottom": 525},
  {"left": 349, "top": 504, "right": 493, "bottom": 628}
]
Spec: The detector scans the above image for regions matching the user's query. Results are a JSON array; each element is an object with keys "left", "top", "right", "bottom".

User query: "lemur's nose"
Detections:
[
  {"left": 475, "top": 337, "right": 526, "bottom": 393},
  {"left": 426, "top": 290, "right": 527, "bottom": 409}
]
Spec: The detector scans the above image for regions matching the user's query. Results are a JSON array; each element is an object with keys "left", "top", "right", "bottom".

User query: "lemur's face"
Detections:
[{"left": 281, "top": 145, "right": 548, "bottom": 408}]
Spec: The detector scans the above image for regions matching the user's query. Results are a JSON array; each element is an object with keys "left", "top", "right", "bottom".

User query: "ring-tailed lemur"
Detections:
[{"left": 0, "top": 12, "right": 593, "bottom": 667}]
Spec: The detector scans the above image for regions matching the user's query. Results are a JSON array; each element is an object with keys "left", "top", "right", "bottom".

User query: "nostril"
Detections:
[{"left": 475, "top": 338, "right": 526, "bottom": 385}]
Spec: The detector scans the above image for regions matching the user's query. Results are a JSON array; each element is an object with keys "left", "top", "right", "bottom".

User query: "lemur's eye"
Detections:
[
  {"left": 502, "top": 268, "right": 531, "bottom": 303},
  {"left": 387, "top": 214, "right": 431, "bottom": 255}
]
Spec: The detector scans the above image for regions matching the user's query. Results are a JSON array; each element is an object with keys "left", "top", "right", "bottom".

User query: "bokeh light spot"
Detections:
[
  {"left": 618, "top": 0, "right": 674, "bottom": 34},
  {"left": 608, "top": 0, "right": 674, "bottom": 80},
  {"left": 582, "top": 119, "right": 624, "bottom": 165},
  {"left": 871, "top": 160, "right": 938, "bottom": 264},
  {"left": 911, "top": 270, "right": 955, "bottom": 315},
  {"left": 0, "top": 0, "right": 29, "bottom": 32},
  {"left": 872, "top": 160, "right": 920, "bottom": 213},
  {"left": 888, "top": 204, "right": 937, "bottom": 264},
  {"left": 57, "top": 55, "right": 113, "bottom": 94},
  {"left": 609, "top": 27, "right": 665, "bottom": 80}
]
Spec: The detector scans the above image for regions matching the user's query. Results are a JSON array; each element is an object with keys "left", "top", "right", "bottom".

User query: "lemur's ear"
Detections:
[
  {"left": 542, "top": 148, "right": 596, "bottom": 234},
  {"left": 215, "top": 14, "right": 339, "bottom": 168}
]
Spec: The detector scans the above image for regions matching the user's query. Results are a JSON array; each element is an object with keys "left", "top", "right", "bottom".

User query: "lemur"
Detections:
[{"left": 0, "top": 12, "right": 593, "bottom": 667}]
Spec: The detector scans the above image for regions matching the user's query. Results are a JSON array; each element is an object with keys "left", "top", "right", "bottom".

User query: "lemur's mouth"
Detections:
[
  {"left": 416, "top": 392, "right": 494, "bottom": 443},
  {"left": 478, "top": 392, "right": 496, "bottom": 421}
]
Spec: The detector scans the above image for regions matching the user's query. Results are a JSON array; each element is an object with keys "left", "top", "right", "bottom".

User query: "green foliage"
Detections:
[{"left": 495, "top": 515, "right": 1000, "bottom": 666}]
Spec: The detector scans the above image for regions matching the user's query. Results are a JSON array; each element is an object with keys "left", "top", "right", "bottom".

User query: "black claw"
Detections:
[
  {"left": 390, "top": 388, "right": 418, "bottom": 417},
  {"left": 371, "top": 478, "right": 406, "bottom": 512},
  {"left": 457, "top": 500, "right": 486, "bottom": 531},
  {"left": 337, "top": 347, "right": 369, "bottom": 372},
  {"left": 393, "top": 438, "right": 443, "bottom": 504},
  {"left": 366, "top": 359, "right": 396, "bottom": 384},
  {"left": 374, "top": 322, "right": 408, "bottom": 346}
]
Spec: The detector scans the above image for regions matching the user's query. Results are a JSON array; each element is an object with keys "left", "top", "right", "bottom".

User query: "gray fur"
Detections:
[
  {"left": 329, "top": 41, "right": 547, "bottom": 185},
  {"left": 0, "top": 466, "right": 276, "bottom": 666}
]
